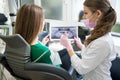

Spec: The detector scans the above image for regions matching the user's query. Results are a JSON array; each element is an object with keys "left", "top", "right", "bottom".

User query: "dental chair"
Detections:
[{"left": 0, "top": 34, "right": 77, "bottom": 80}]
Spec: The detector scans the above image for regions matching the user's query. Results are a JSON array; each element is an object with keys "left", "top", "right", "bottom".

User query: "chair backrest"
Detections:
[
  {"left": 0, "top": 34, "right": 31, "bottom": 79},
  {"left": 0, "top": 34, "right": 74, "bottom": 80}
]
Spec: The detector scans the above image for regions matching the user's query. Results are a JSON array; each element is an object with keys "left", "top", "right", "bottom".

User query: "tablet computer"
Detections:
[{"left": 50, "top": 25, "right": 78, "bottom": 41}]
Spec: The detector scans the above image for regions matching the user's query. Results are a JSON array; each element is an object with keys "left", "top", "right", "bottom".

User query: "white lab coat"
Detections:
[{"left": 71, "top": 33, "right": 116, "bottom": 80}]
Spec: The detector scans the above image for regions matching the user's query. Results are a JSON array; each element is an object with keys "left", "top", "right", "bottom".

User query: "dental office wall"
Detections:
[
  {"left": 110, "top": 0, "right": 120, "bottom": 23},
  {"left": 34, "top": 0, "right": 120, "bottom": 23},
  {"left": 0, "top": 0, "right": 11, "bottom": 24},
  {"left": 0, "top": 0, "right": 119, "bottom": 23}
]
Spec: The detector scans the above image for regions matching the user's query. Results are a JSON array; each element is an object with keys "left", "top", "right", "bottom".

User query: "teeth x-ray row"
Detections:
[{"left": 50, "top": 26, "right": 78, "bottom": 40}]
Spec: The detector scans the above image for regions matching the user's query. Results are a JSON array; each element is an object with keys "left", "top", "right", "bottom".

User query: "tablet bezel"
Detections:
[{"left": 49, "top": 23, "right": 78, "bottom": 41}]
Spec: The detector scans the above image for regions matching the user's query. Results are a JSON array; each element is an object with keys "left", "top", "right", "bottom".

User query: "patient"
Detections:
[{"left": 14, "top": 4, "right": 62, "bottom": 67}]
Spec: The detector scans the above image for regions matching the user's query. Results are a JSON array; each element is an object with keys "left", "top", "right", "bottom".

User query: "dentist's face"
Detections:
[{"left": 83, "top": 6, "right": 98, "bottom": 23}]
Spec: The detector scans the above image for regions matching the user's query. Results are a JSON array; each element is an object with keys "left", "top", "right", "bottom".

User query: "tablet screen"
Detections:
[{"left": 50, "top": 26, "right": 78, "bottom": 40}]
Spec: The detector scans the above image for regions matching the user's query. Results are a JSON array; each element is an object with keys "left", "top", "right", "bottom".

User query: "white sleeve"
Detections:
[{"left": 71, "top": 40, "right": 110, "bottom": 74}]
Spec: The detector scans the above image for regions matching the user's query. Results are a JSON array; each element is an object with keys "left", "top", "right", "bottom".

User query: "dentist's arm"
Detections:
[{"left": 60, "top": 34, "right": 74, "bottom": 57}]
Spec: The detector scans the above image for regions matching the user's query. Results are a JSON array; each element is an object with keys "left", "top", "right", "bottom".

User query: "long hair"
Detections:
[
  {"left": 15, "top": 4, "right": 44, "bottom": 44},
  {"left": 84, "top": 0, "right": 116, "bottom": 46}
]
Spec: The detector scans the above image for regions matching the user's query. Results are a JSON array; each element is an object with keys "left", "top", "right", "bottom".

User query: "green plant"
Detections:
[{"left": 112, "top": 23, "right": 120, "bottom": 33}]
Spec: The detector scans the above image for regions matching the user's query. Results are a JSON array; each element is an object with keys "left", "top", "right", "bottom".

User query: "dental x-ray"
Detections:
[{"left": 50, "top": 26, "right": 78, "bottom": 40}]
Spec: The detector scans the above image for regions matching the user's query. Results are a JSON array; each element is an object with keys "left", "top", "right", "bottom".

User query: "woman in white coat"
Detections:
[{"left": 60, "top": 0, "right": 117, "bottom": 80}]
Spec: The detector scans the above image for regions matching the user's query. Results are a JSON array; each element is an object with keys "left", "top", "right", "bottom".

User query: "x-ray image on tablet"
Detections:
[{"left": 50, "top": 26, "right": 78, "bottom": 40}]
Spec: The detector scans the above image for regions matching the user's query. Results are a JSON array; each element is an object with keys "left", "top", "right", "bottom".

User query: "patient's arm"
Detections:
[
  {"left": 42, "top": 34, "right": 50, "bottom": 45},
  {"left": 38, "top": 31, "right": 50, "bottom": 46}
]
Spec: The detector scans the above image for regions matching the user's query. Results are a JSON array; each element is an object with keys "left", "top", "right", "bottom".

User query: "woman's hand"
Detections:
[
  {"left": 42, "top": 34, "right": 50, "bottom": 45},
  {"left": 74, "top": 37, "right": 84, "bottom": 49},
  {"left": 60, "top": 33, "right": 73, "bottom": 51}
]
